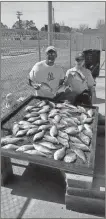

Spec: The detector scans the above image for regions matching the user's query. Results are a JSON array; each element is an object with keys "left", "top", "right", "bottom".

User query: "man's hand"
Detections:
[{"left": 33, "top": 83, "right": 42, "bottom": 90}]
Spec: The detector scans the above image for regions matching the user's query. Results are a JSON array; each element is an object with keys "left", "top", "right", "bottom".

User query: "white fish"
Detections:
[
  {"left": 54, "top": 147, "right": 66, "bottom": 160},
  {"left": 16, "top": 144, "right": 34, "bottom": 152}
]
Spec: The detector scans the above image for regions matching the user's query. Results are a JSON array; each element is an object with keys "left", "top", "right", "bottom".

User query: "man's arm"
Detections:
[{"left": 29, "top": 65, "right": 41, "bottom": 90}]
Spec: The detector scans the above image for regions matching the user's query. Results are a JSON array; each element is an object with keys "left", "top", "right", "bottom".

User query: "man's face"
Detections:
[
  {"left": 75, "top": 59, "right": 85, "bottom": 69},
  {"left": 46, "top": 50, "right": 57, "bottom": 64}
]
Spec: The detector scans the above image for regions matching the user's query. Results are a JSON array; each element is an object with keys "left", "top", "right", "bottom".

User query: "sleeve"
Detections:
[
  {"left": 86, "top": 69, "right": 95, "bottom": 89},
  {"left": 29, "top": 64, "right": 39, "bottom": 83}
]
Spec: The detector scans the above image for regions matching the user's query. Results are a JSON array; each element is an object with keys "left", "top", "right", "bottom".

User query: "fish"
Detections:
[
  {"left": 16, "top": 144, "right": 34, "bottom": 152},
  {"left": 56, "top": 103, "right": 65, "bottom": 108},
  {"left": 43, "top": 135, "right": 59, "bottom": 144},
  {"left": 30, "top": 112, "right": 39, "bottom": 117},
  {"left": 16, "top": 130, "right": 27, "bottom": 137},
  {"left": 56, "top": 124, "right": 66, "bottom": 129},
  {"left": 64, "top": 152, "right": 77, "bottom": 163},
  {"left": 1, "top": 136, "right": 24, "bottom": 145},
  {"left": 49, "top": 101, "right": 55, "bottom": 108},
  {"left": 38, "top": 105, "right": 50, "bottom": 114},
  {"left": 71, "top": 148, "right": 86, "bottom": 163},
  {"left": 40, "top": 113, "right": 48, "bottom": 121},
  {"left": 48, "top": 109, "right": 59, "bottom": 118},
  {"left": 28, "top": 116, "right": 41, "bottom": 122},
  {"left": 69, "top": 136, "right": 83, "bottom": 144},
  {"left": 87, "top": 109, "right": 94, "bottom": 118},
  {"left": 83, "top": 129, "right": 93, "bottom": 139},
  {"left": 40, "top": 141, "right": 57, "bottom": 149},
  {"left": 64, "top": 103, "right": 77, "bottom": 109},
  {"left": 64, "top": 127, "right": 79, "bottom": 135},
  {"left": 30, "top": 107, "right": 40, "bottom": 112},
  {"left": 54, "top": 147, "right": 66, "bottom": 160},
  {"left": 71, "top": 143, "right": 90, "bottom": 152},
  {"left": 84, "top": 117, "right": 93, "bottom": 124},
  {"left": 25, "top": 105, "right": 34, "bottom": 112},
  {"left": 18, "top": 121, "right": 31, "bottom": 126},
  {"left": 50, "top": 125, "right": 58, "bottom": 137},
  {"left": 60, "top": 119, "right": 68, "bottom": 126},
  {"left": 26, "top": 128, "right": 38, "bottom": 136},
  {"left": 71, "top": 117, "right": 81, "bottom": 125},
  {"left": 77, "top": 106, "right": 86, "bottom": 114},
  {"left": 78, "top": 125, "right": 84, "bottom": 132},
  {"left": 61, "top": 113, "right": 68, "bottom": 118},
  {"left": 58, "top": 130, "right": 69, "bottom": 140},
  {"left": 38, "top": 124, "right": 51, "bottom": 131},
  {"left": 49, "top": 118, "right": 57, "bottom": 125},
  {"left": 12, "top": 122, "right": 20, "bottom": 135},
  {"left": 41, "top": 82, "right": 52, "bottom": 92},
  {"left": 78, "top": 132, "right": 91, "bottom": 146},
  {"left": 64, "top": 118, "right": 77, "bottom": 126},
  {"left": 2, "top": 144, "right": 19, "bottom": 150},
  {"left": 54, "top": 115, "right": 61, "bottom": 123},
  {"left": 57, "top": 136, "right": 69, "bottom": 148},
  {"left": 33, "top": 119, "right": 48, "bottom": 125},
  {"left": 24, "top": 113, "right": 35, "bottom": 119},
  {"left": 28, "top": 117, "right": 40, "bottom": 122},
  {"left": 33, "top": 130, "right": 45, "bottom": 142},
  {"left": 20, "top": 124, "right": 36, "bottom": 130},
  {"left": 33, "top": 143, "right": 52, "bottom": 154},
  {"left": 84, "top": 124, "right": 92, "bottom": 132},
  {"left": 24, "top": 149, "right": 52, "bottom": 157},
  {"left": 80, "top": 113, "right": 88, "bottom": 124},
  {"left": 37, "top": 100, "right": 47, "bottom": 108}
]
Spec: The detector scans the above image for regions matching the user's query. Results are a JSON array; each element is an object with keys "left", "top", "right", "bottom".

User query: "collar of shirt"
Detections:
[{"left": 69, "top": 67, "right": 85, "bottom": 80}]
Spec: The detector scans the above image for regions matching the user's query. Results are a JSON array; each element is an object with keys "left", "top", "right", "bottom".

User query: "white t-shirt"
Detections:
[
  {"left": 29, "top": 60, "right": 65, "bottom": 98},
  {"left": 65, "top": 67, "right": 94, "bottom": 95}
]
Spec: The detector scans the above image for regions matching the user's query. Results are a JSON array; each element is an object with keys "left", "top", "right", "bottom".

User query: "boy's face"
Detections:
[{"left": 46, "top": 50, "right": 57, "bottom": 64}]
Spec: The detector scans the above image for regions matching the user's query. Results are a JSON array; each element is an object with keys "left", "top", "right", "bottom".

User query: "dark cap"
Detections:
[{"left": 75, "top": 52, "right": 85, "bottom": 61}]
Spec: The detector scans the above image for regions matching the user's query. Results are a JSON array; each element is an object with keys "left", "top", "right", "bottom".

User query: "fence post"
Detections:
[
  {"left": 69, "top": 33, "right": 71, "bottom": 68},
  {"left": 38, "top": 31, "right": 41, "bottom": 61}
]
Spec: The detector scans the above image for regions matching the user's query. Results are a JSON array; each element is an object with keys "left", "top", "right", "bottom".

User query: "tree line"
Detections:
[{"left": 1, "top": 19, "right": 105, "bottom": 32}]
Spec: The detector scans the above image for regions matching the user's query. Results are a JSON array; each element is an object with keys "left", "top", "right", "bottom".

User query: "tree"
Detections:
[
  {"left": 12, "top": 20, "right": 38, "bottom": 30},
  {"left": 53, "top": 23, "right": 60, "bottom": 32},
  {"left": 12, "top": 21, "right": 22, "bottom": 29},
  {"left": 79, "top": 24, "right": 89, "bottom": 32},
  {"left": 96, "top": 19, "right": 105, "bottom": 29},
  {"left": 60, "top": 25, "right": 72, "bottom": 33},
  {"left": 1, "top": 22, "right": 8, "bottom": 29}
]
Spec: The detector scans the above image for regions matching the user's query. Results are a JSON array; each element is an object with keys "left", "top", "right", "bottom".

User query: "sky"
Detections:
[{"left": 1, "top": 2, "right": 105, "bottom": 29}]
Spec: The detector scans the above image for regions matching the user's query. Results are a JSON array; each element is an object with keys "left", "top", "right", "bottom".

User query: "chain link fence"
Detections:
[{"left": 1, "top": 29, "right": 104, "bottom": 113}]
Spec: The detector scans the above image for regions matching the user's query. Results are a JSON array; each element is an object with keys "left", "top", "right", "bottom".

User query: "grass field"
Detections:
[{"left": 1, "top": 38, "right": 105, "bottom": 117}]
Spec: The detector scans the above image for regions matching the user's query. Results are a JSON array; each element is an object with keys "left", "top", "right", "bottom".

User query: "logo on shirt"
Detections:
[{"left": 47, "top": 72, "right": 55, "bottom": 81}]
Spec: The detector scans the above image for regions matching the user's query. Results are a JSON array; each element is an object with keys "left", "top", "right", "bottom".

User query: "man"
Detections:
[
  {"left": 64, "top": 52, "right": 96, "bottom": 105},
  {"left": 29, "top": 46, "right": 65, "bottom": 99}
]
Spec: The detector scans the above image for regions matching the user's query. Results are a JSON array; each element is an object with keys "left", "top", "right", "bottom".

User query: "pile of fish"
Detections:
[{"left": 1, "top": 100, "right": 94, "bottom": 164}]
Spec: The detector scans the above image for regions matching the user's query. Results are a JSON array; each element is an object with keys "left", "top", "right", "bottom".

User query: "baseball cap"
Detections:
[
  {"left": 75, "top": 52, "right": 85, "bottom": 61},
  {"left": 45, "top": 46, "right": 57, "bottom": 54}
]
